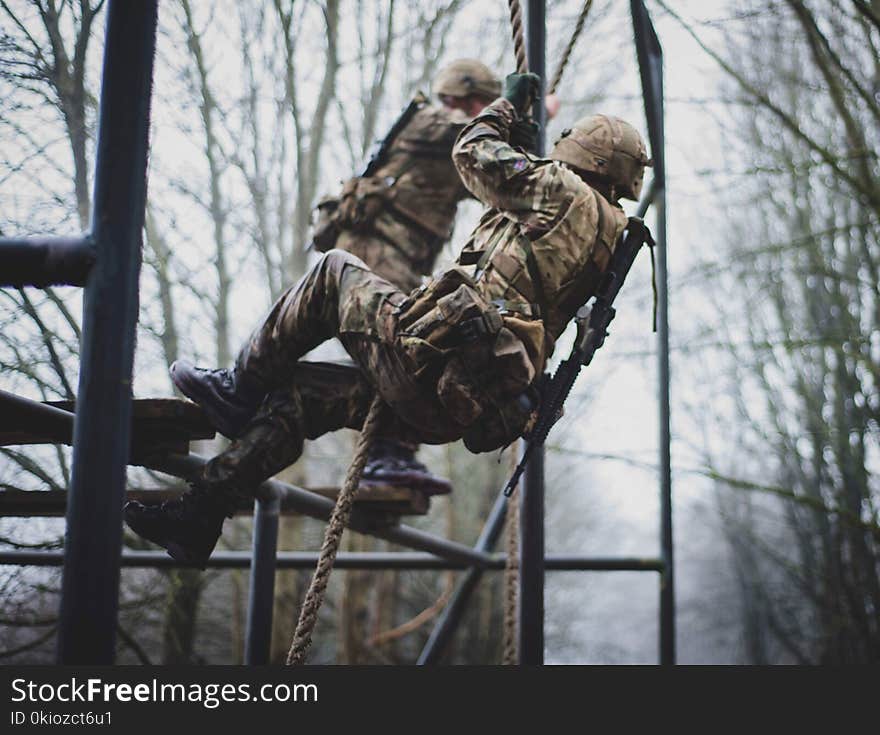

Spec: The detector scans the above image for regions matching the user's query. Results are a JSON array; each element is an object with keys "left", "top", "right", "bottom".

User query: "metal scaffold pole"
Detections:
[
  {"left": 518, "top": 0, "right": 547, "bottom": 666},
  {"left": 244, "top": 497, "right": 281, "bottom": 665},
  {"left": 632, "top": 0, "right": 674, "bottom": 665},
  {"left": 57, "top": 0, "right": 158, "bottom": 664}
]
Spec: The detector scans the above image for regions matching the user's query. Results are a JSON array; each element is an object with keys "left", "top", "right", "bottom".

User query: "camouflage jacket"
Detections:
[
  {"left": 452, "top": 98, "right": 628, "bottom": 375},
  {"left": 314, "top": 100, "right": 473, "bottom": 277}
]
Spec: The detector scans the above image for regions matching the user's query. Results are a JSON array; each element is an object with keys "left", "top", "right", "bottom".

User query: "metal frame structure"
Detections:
[{"left": 0, "top": 0, "right": 672, "bottom": 665}]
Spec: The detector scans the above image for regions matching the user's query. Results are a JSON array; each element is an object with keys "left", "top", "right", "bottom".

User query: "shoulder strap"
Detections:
[
  {"left": 518, "top": 236, "right": 548, "bottom": 320},
  {"left": 359, "top": 92, "right": 429, "bottom": 178},
  {"left": 473, "top": 220, "right": 517, "bottom": 277},
  {"left": 591, "top": 188, "right": 606, "bottom": 245}
]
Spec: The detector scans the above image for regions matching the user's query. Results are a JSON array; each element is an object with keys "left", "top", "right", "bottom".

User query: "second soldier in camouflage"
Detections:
[{"left": 309, "top": 59, "right": 502, "bottom": 493}]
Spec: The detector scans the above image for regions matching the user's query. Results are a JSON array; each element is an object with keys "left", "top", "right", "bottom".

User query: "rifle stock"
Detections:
[{"left": 358, "top": 92, "right": 428, "bottom": 178}]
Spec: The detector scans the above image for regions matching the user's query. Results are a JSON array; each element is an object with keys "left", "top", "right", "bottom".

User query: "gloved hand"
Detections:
[
  {"left": 503, "top": 72, "right": 541, "bottom": 116},
  {"left": 509, "top": 117, "right": 539, "bottom": 153}
]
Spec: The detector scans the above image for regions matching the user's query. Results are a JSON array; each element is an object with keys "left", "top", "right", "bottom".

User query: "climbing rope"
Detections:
[
  {"left": 502, "top": 475, "right": 520, "bottom": 665},
  {"left": 507, "top": 0, "right": 528, "bottom": 74},
  {"left": 286, "top": 394, "right": 385, "bottom": 665},
  {"left": 501, "top": 0, "right": 529, "bottom": 667},
  {"left": 508, "top": 0, "right": 593, "bottom": 94},
  {"left": 548, "top": 0, "right": 594, "bottom": 95}
]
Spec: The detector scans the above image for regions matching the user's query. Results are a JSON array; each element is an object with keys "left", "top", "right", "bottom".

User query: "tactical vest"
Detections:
[
  {"left": 392, "top": 182, "right": 626, "bottom": 452},
  {"left": 457, "top": 178, "right": 627, "bottom": 373},
  {"left": 312, "top": 102, "right": 470, "bottom": 274}
]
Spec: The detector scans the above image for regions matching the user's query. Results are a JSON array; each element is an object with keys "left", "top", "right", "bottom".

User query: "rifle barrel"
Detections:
[{"left": 497, "top": 217, "right": 654, "bottom": 503}]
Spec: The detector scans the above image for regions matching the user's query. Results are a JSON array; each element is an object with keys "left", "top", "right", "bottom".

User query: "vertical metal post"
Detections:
[
  {"left": 631, "top": 0, "right": 674, "bottom": 665},
  {"left": 57, "top": 0, "right": 158, "bottom": 664},
  {"left": 655, "top": 186, "right": 674, "bottom": 665},
  {"left": 245, "top": 496, "right": 280, "bottom": 665},
  {"left": 518, "top": 0, "right": 546, "bottom": 666},
  {"left": 518, "top": 440, "right": 544, "bottom": 664}
]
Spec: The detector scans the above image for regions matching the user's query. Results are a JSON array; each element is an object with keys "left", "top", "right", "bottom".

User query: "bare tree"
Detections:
[{"left": 666, "top": 0, "right": 880, "bottom": 663}]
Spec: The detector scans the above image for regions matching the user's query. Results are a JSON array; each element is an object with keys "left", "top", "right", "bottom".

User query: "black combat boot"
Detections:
[
  {"left": 123, "top": 483, "right": 232, "bottom": 569},
  {"left": 361, "top": 438, "right": 452, "bottom": 495},
  {"left": 170, "top": 360, "right": 267, "bottom": 439}
]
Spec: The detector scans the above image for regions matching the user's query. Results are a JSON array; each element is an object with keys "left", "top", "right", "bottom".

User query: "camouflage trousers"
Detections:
[
  {"left": 333, "top": 225, "right": 444, "bottom": 460},
  {"left": 200, "top": 250, "right": 462, "bottom": 505}
]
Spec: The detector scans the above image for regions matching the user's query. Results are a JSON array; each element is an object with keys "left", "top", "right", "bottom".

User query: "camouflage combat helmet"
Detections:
[
  {"left": 550, "top": 114, "right": 652, "bottom": 201},
  {"left": 433, "top": 59, "right": 501, "bottom": 101}
]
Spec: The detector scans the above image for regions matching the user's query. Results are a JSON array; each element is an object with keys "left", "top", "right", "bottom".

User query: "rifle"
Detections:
[
  {"left": 357, "top": 91, "right": 428, "bottom": 178},
  {"left": 503, "top": 216, "right": 656, "bottom": 496}
]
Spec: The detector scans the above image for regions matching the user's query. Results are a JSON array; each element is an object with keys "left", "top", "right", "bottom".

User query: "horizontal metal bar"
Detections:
[
  {"left": 0, "top": 392, "right": 490, "bottom": 567},
  {"left": 0, "top": 549, "right": 665, "bottom": 572},
  {"left": 0, "top": 392, "right": 665, "bottom": 572},
  {"left": 540, "top": 556, "right": 664, "bottom": 571},
  {"left": 0, "top": 488, "right": 421, "bottom": 518},
  {"left": 146, "top": 453, "right": 493, "bottom": 567},
  {"left": 0, "top": 236, "right": 95, "bottom": 287},
  {"left": 0, "top": 389, "right": 76, "bottom": 445}
]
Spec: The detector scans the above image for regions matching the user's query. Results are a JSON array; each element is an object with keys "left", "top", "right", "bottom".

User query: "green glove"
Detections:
[{"left": 503, "top": 72, "right": 541, "bottom": 115}]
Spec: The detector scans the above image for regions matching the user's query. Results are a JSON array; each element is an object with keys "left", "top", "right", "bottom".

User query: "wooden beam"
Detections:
[
  {"left": 0, "top": 483, "right": 430, "bottom": 518},
  {"left": 0, "top": 397, "right": 215, "bottom": 458}
]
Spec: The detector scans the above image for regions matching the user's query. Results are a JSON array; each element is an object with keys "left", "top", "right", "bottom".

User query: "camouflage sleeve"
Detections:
[{"left": 452, "top": 98, "right": 574, "bottom": 231}]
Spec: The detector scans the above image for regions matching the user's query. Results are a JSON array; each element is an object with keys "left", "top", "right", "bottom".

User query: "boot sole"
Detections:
[{"left": 361, "top": 470, "right": 453, "bottom": 496}]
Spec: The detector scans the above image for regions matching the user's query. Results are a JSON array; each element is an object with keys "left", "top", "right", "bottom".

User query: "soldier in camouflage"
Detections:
[
  {"left": 309, "top": 59, "right": 501, "bottom": 492},
  {"left": 313, "top": 59, "right": 501, "bottom": 291},
  {"left": 125, "top": 73, "right": 652, "bottom": 567}
]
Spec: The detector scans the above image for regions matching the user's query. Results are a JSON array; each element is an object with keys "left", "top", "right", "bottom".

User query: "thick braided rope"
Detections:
[
  {"left": 285, "top": 394, "right": 385, "bottom": 665},
  {"left": 548, "top": 0, "right": 594, "bottom": 95},
  {"left": 502, "top": 452, "right": 520, "bottom": 665},
  {"left": 507, "top": 0, "right": 528, "bottom": 74}
]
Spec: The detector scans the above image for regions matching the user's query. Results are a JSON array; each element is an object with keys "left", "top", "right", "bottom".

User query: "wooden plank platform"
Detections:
[
  {"left": 0, "top": 394, "right": 431, "bottom": 514},
  {"left": 0, "top": 397, "right": 216, "bottom": 457},
  {"left": 0, "top": 484, "right": 430, "bottom": 518}
]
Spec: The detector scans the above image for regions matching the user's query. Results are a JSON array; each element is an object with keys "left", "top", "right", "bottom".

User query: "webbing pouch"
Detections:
[
  {"left": 399, "top": 282, "right": 495, "bottom": 349},
  {"left": 461, "top": 384, "right": 539, "bottom": 454}
]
